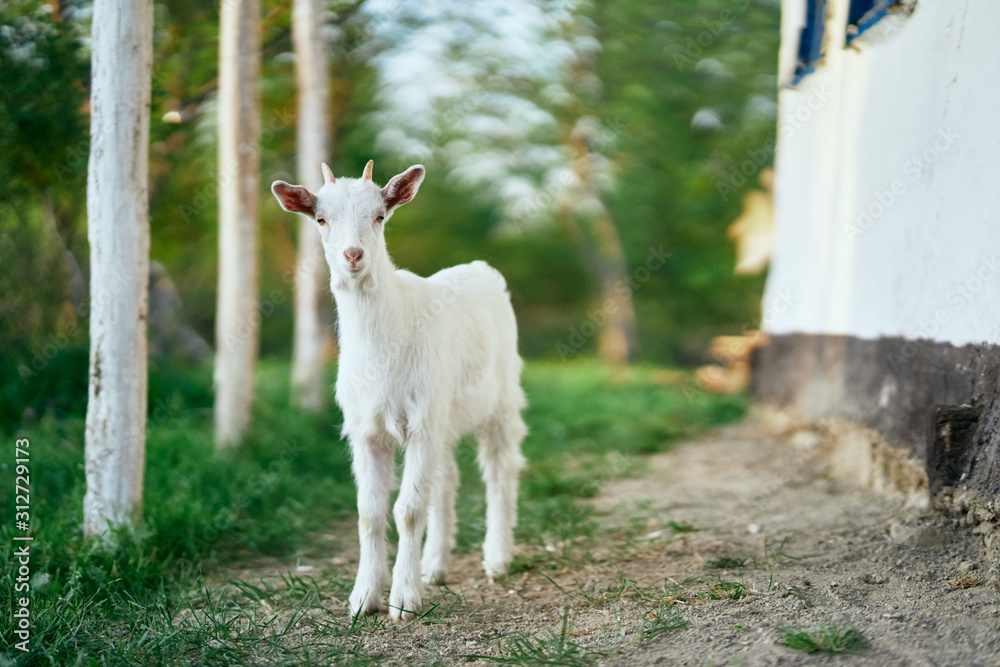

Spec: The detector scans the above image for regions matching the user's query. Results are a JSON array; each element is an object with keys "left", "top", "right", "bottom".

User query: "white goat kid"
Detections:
[{"left": 271, "top": 160, "right": 527, "bottom": 621}]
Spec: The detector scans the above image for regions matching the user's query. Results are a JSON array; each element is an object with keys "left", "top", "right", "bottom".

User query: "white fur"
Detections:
[{"left": 271, "top": 165, "right": 527, "bottom": 621}]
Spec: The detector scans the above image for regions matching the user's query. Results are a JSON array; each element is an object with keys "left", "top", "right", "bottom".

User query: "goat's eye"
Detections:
[
  {"left": 316, "top": 216, "right": 327, "bottom": 226},
  {"left": 375, "top": 214, "right": 385, "bottom": 223}
]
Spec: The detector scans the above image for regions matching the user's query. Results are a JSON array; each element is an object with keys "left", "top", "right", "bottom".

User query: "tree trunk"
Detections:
[
  {"left": 83, "top": 0, "right": 154, "bottom": 537},
  {"left": 587, "top": 210, "right": 638, "bottom": 364},
  {"left": 215, "top": 0, "right": 260, "bottom": 447},
  {"left": 560, "top": 128, "right": 639, "bottom": 364},
  {"left": 557, "top": 203, "right": 638, "bottom": 365},
  {"left": 41, "top": 191, "right": 87, "bottom": 315},
  {"left": 290, "top": 0, "right": 331, "bottom": 410}
]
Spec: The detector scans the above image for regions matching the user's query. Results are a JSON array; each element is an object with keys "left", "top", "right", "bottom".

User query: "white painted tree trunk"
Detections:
[
  {"left": 290, "top": 0, "right": 331, "bottom": 410},
  {"left": 83, "top": 0, "right": 154, "bottom": 537},
  {"left": 215, "top": 0, "right": 261, "bottom": 447}
]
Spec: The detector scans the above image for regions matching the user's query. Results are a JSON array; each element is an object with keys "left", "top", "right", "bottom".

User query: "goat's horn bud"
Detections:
[
  {"left": 362, "top": 159, "right": 374, "bottom": 181},
  {"left": 321, "top": 162, "right": 335, "bottom": 184}
]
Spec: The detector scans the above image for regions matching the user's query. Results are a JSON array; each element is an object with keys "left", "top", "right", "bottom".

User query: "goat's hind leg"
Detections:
[
  {"left": 477, "top": 411, "right": 527, "bottom": 580},
  {"left": 389, "top": 438, "right": 438, "bottom": 621},
  {"left": 421, "top": 443, "right": 459, "bottom": 585}
]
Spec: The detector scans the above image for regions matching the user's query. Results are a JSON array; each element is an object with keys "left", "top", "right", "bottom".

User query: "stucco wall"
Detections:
[{"left": 764, "top": 0, "right": 1000, "bottom": 346}]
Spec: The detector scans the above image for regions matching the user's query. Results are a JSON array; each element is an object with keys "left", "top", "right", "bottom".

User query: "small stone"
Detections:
[
  {"left": 829, "top": 581, "right": 839, "bottom": 587},
  {"left": 748, "top": 523, "right": 761, "bottom": 534},
  {"left": 972, "top": 521, "right": 993, "bottom": 535},
  {"left": 889, "top": 520, "right": 950, "bottom": 549}
]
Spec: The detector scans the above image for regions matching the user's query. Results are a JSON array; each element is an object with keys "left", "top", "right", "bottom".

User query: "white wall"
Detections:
[{"left": 763, "top": 0, "right": 1000, "bottom": 346}]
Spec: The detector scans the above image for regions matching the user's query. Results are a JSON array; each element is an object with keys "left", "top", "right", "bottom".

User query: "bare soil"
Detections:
[{"left": 222, "top": 423, "right": 1000, "bottom": 665}]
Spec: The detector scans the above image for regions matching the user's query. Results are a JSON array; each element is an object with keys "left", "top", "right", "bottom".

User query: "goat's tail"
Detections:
[{"left": 469, "top": 260, "right": 509, "bottom": 293}]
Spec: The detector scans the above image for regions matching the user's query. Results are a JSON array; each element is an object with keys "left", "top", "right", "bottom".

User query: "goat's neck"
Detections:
[{"left": 332, "top": 256, "right": 406, "bottom": 354}]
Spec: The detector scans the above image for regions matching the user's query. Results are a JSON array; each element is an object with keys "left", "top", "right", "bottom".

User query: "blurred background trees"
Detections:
[
  {"left": 0, "top": 0, "right": 780, "bottom": 428},
  {"left": 288, "top": 0, "right": 334, "bottom": 410}
]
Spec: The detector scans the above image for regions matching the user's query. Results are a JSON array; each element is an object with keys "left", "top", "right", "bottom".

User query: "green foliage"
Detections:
[
  {"left": 594, "top": 0, "right": 780, "bottom": 361},
  {"left": 0, "top": 349, "right": 213, "bottom": 433},
  {"left": 0, "top": 0, "right": 88, "bottom": 197},
  {"left": 0, "top": 190, "right": 85, "bottom": 407},
  {"left": 778, "top": 625, "right": 869, "bottom": 654},
  {"left": 0, "top": 3, "right": 91, "bottom": 393}
]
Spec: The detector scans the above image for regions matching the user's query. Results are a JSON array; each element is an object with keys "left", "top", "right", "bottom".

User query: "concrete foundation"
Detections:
[{"left": 752, "top": 333, "right": 1000, "bottom": 559}]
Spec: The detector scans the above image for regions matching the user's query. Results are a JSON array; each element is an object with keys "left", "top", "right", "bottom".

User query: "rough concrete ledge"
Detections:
[
  {"left": 756, "top": 407, "right": 929, "bottom": 507},
  {"left": 752, "top": 332, "right": 1000, "bottom": 562},
  {"left": 752, "top": 333, "right": 1000, "bottom": 497},
  {"left": 934, "top": 485, "right": 1000, "bottom": 563},
  {"left": 757, "top": 405, "right": 1000, "bottom": 562}
]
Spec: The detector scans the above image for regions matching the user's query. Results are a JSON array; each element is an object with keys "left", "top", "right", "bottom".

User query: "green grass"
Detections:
[
  {"left": 667, "top": 520, "right": 699, "bottom": 533},
  {"left": 707, "top": 578, "right": 750, "bottom": 601},
  {"left": 704, "top": 555, "right": 750, "bottom": 569},
  {"left": 464, "top": 608, "right": 602, "bottom": 666},
  {"left": 778, "top": 625, "right": 868, "bottom": 654},
  {"left": 0, "top": 359, "right": 744, "bottom": 665},
  {"left": 542, "top": 573, "right": 641, "bottom": 608},
  {"left": 638, "top": 607, "right": 689, "bottom": 644}
]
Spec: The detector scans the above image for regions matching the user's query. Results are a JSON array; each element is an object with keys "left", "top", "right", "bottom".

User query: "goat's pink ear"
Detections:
[
  {"left": 271, "top": 181, "right": 317, "bottom": 217},
  {"left": 380, "top": 165, "right": 425, "bottom": 211}
]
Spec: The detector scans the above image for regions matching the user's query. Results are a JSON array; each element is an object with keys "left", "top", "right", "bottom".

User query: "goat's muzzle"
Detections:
[{"left": 344, "top": 247, "right": 364, "bottom": 271}]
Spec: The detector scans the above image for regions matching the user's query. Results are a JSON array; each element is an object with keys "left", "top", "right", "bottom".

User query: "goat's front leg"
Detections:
[
  {"left": 348, "top": 432, "right": 395, "bottom": 616},
  {"left": 389, "top": 438, "right": 438, "bottom": 621}
]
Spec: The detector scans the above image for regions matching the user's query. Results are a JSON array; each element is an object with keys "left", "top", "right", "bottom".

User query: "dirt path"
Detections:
[{"left": 219, "top": 423, "right": 1000, "bottom": 665}]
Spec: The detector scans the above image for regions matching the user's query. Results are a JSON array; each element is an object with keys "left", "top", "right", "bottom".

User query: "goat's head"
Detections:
[{"left": 271, "top": 160, "right": 425, "bottom": 286}]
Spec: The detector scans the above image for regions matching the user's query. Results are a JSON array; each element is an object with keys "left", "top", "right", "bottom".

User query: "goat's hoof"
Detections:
[
  {"left": 388, "top": 589, "right": 421, "bottom": 622},
  {"left": 349, "top": 587, "right": 385, "bottom": 617},
  {"left": 420, "top": 566, "right": 448, "bottom": 586},
  {"left": 483, "top": 559, "right": 510, "bottom": 581},
  {"left": 389, "top": 606, "right": 416, "bottom": 622}
]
